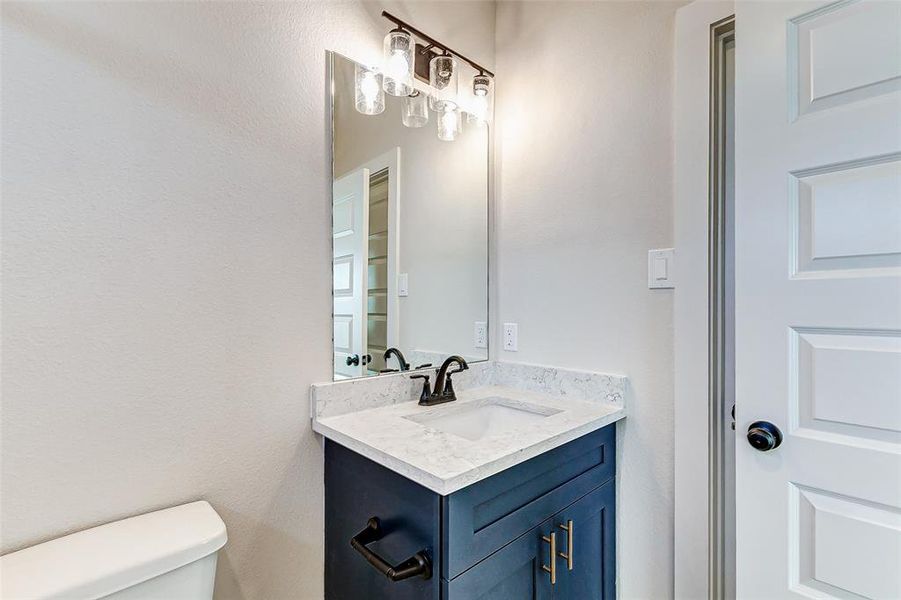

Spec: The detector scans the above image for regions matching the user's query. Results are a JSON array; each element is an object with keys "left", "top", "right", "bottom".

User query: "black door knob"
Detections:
[
  {"left": 346, "top": 354, "right": 360, "bottom": 367},
  {"left": 747, "top": 421, "right": 783, "bottom": 451}
]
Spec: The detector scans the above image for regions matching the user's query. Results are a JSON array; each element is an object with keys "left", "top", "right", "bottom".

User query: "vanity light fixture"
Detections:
[
  {"left": 357, "top": 11, "right": 496, "bottom": 139},
  {"left": 354, "top": 64, "right": 385, "bottom": 115},
  {"left": 382, "top": 28, "right": 414, "bottom": 97}
]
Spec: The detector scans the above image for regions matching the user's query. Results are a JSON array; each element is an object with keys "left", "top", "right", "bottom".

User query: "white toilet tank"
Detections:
[{"left": 0, "top": 501, "right": 227, "bottom": 600}]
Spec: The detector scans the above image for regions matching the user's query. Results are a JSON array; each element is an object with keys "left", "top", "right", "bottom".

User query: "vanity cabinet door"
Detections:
[
  {"left": 554, "top": 480, "right": 616, "bottom": 600},
  {"left": 444, "top": 519, "right": 555, "bottom": 600}
]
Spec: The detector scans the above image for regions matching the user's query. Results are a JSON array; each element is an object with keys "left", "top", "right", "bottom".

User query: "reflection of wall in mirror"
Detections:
[{"left": 333, "top": 55, "right": 489, "bottom": 368}]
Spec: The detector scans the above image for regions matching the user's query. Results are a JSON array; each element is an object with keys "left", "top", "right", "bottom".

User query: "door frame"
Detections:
[{"left": 673, "top": 2, "right": 735, "bottom": 598}]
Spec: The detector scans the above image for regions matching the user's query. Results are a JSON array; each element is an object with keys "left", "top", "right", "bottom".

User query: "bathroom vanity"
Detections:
[
  {"left": 313, "top": 362, "right": 626, "bottom": 599},
  {"left": 321, "top": 45, "right": 625, "bottom": 599}
]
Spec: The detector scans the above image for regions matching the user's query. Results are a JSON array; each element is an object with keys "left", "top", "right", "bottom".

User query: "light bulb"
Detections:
[
  {"left": 437, "top": 106, "right": 460, "bottom": 141},
  {"left": 355, "top": 64, "right": 385, "bottom": 115},
  {"left": 467, "top": 74, "right": 493, "bottom": 127},
  {"left": 469, "top": 94, "right": 488, "bottom": 127},
  {"left": 382, "top": 30, "right": 413, "bottom": 97}
]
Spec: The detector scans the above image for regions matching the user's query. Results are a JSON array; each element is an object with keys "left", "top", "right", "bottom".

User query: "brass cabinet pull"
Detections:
[
  {"left": 558, "top": 520, "right": 574, "bottom": 570},
  {"left": 541, "top": 532, "right": 557, "bottom": 584}
]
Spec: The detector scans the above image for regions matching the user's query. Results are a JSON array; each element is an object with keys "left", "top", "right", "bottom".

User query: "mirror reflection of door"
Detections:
[
  {"left": 333, "top": 150, "right": 400, "bottom": 379},
  {"left": 332, "top": 168, "right": 369, "bottom": 379}
]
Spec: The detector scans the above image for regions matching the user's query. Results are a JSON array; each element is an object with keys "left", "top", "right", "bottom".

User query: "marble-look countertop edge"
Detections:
[{"left": 313, "top": 407, "right": 626, "bottom": 495}]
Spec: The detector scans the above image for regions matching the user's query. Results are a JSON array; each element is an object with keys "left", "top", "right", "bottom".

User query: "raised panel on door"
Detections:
[
  {"left": 444, "top": 518, "right": 554, "bottom": 600},
  {"left": 792, "top": 484, "right": 901, "bottom": 599},
  {"left": 555, "top": 481, "right": 616, "bottom": 600},
  {"left": 789, "top": 0, "right": 901, "bottom": 119}
]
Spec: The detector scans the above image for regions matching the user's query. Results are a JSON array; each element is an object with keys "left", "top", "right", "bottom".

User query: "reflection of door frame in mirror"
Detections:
[{"left": 349, "top": 147, "right": 401, "bottom": 356}]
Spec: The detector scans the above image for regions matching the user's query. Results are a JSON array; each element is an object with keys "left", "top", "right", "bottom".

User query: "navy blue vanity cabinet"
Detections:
[{"left": 324, "top": 424, "right": 616, "bottom": 600}]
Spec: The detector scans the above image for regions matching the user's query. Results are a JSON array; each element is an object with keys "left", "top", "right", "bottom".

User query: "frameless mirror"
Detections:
[{"left": 330, "top": 52, "right": 489, "bottom": 380}]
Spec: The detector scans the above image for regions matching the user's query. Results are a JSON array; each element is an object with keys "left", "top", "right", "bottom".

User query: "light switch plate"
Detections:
[
  {"left": 474, "top": 322, "right": 487, "bottom": 349},
  {"left": 503, "top": 323, "right": 518, "bottom": 351},
  {"left": 398, "top": 273, "right": 409, "bottom": 296},
  {"left": 648, "top": 248, "right": 675, "bottom": 289}
]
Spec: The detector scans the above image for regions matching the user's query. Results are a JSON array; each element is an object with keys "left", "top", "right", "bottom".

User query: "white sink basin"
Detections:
[{"left": 405, "top": 396, "right": 562, "bottom": 441}]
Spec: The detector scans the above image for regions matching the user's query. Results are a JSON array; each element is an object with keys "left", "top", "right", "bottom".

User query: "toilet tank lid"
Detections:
[{"left": 0, "top": 500, "right": 227, "bottom": 600}]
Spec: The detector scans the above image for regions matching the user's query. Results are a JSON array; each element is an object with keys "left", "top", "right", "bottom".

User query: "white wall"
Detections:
[
  {"left": 0, "top": 2, "right": 493, "bottom": 598},
  {"left": 495, "top": 2, "right": 681, "bottom": 597},
  {"left": 332, "top": 58, "right": 489, "bottom": 363}
]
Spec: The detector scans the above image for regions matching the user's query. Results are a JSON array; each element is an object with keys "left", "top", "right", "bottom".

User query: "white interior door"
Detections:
[
  {"left": 333, "top": 168, "right": 369, "bottom": 379},
  {"left": 735, "top": 1, "right": 901, "bottom": 598}
]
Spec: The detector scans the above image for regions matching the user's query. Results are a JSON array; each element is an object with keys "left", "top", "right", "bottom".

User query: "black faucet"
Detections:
[
  {"left": 384, "top": 347, "right": 410, "bottom": 372},
  {"left": 415, "top": 355, "right": 468, "bottom": 406}
]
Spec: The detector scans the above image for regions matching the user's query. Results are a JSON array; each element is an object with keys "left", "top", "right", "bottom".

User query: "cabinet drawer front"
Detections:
[{"left": 443, "top": 425, "right": 615, "bottom": 580}]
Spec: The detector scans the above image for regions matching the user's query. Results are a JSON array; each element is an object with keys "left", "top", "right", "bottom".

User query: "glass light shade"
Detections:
[
  {"left": 382, "top": 30, "right": 414, "bottom": 97},
  {"left": 355, "top": 64, "right": 385, "bottom": 115},
  {"left": 429, "top": 54, "right": 459, "bottom": 112},
  {"left": 402, "top": 91, "right": 429, "bottom": 128},
  {"left": 437, "top": 106, "right": 462, "bottom": 141},
  {"left": 467, "top": 75, "right": 494, "bottom": 127}
]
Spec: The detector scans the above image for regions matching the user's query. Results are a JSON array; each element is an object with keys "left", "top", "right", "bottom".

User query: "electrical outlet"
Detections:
[
  {"left": 503, "top": 323, "right": 518, "bottom": 351},
  {"left": 474, "top": 322, "right": 487, "bottom": 349}
]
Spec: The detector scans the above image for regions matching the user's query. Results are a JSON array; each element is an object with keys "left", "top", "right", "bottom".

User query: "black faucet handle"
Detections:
[
  {"left": 410, "top": 374, "right": 431, "bottom": 403},
  {"left": 443, "top": 373, "right": 456, "bottom": 397}
]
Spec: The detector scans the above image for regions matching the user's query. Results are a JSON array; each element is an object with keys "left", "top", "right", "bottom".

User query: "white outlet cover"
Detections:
[{"left": 503, "top": 322, "right": 518, "bottom": 352}]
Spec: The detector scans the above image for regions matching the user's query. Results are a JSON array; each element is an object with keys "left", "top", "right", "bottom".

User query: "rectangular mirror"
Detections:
[{"left": 329, "top": 52, "right": 489, "bottom": 380}]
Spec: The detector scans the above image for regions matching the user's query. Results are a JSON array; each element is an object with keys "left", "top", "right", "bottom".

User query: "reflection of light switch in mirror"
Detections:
[
  {"left": 648, "top": 248, "right": 675, "bottom": 289},
  {"left": 474, "top": 322, "right": 487, "bottom": 349},
  {"left": 398, "top": 273, "right": 409, "bottom": 296}
]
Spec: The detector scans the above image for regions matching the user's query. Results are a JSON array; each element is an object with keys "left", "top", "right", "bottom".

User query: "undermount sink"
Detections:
[{"left": 404, "top": 396, "right": 562, "bottom": 441}]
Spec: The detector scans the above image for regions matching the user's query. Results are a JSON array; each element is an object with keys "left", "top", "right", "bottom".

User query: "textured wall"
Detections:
[
  {"left": 0, "top": 2, "right": 494, "bottom": 598},
  {"left": 494, "top": 2, "right": 680, "bottom": 598}
]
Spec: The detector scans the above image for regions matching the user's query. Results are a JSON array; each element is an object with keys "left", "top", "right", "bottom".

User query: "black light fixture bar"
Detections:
[{"left": 381, "top": 11, "right": 495, "bottom": 78}]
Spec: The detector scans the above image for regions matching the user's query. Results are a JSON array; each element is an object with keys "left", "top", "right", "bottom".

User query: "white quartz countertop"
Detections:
[{"left": 312, "top": 384, "right": 625, "bottom": 495}]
